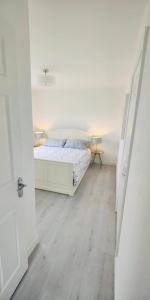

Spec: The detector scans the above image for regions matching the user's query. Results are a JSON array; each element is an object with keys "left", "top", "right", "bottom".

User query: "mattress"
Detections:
[{"left": 34, "top": 146, "right": 91, "bottom": 185}]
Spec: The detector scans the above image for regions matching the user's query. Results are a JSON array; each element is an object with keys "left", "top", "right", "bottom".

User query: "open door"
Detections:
[
  {"left": 116, "top": 26, "right": 150, "bottom": 254},
  {"left": 0, "top": 13, "right": 28, "bottom": 300}
]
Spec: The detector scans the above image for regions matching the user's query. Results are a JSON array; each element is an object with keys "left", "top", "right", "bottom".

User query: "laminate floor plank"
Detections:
[{"left": 11, "top": 164, "right": 116, "bottom": 300}]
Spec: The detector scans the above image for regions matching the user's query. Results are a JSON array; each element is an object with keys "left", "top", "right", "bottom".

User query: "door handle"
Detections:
[{"left": 17, "top": 177, "right": 27, "bottom": 197}]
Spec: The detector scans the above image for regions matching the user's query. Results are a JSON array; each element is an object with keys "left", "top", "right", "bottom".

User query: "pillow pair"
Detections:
[{"left": 44, "top": 138, "right": 87, "bottom": 149}]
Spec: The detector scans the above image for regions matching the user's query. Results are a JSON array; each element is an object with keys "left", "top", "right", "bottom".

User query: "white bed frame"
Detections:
[{"left": 34, "top": 128, "right": 91, "bottom": 196}]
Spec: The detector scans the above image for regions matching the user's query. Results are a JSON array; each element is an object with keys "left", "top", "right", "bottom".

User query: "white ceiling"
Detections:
[{"left": 29, "top": 0, "right": 148, "bottom": 89}]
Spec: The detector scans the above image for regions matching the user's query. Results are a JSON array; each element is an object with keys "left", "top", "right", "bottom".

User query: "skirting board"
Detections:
[
  {"left": 103, "top": 161, "right": 116, "bottom": 166},
  {"left": 94, "top": 157, "right": 116, "bottom": 166},
  {"left": 99, "top": 161, "right": 116, "bottom": 166},
  {"left": 27, "top": 234, "right": 39, "bottom": 257}
]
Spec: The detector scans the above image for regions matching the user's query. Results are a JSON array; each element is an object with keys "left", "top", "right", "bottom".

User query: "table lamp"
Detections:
[{"left": 91, "top": 136, "right": 102, "bottom": 152}]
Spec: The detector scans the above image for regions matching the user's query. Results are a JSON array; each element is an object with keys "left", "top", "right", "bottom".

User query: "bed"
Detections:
[{"left": 34, "top": 129, "right": 92, "bottom": 196}]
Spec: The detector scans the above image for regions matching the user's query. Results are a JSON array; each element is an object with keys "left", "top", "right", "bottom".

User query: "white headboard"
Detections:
[{"left": 46, "top": 128, "right": 91, "bottom": 141}]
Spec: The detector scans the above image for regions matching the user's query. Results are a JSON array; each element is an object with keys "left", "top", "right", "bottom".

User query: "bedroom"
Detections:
[
  {"left": 1, "top": 1, "right": 150, "bottom": 300},
  {"left": 31, "top": 0, "right": 131, "bottom": 197}
]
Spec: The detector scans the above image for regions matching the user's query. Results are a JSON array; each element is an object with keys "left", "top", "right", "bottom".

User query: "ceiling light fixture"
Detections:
[{"left": 39, "top": 68, "right": 55, "bottom": 86}]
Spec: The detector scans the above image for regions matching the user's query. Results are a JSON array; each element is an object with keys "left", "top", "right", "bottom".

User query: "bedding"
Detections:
[
  {"left": 44, "top": 138, "right": 66, "bottom": 147},
  {"left": 34, "top": 146, "right": 91, "bottom": 185},
  {"left": 64, "top": 139, "right": 88, "bottom": 149}
]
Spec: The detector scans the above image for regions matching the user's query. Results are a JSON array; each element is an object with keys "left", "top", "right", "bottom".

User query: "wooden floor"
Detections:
[{"left": 12, "top": 164, "right": 116, "bottom": 300}]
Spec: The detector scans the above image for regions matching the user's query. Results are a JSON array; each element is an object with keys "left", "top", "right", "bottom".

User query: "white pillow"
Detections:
[
  {"left": 64, "top": 139, "right": 87, "bottom": 149},
  {"left": 44, "top": 138, "right": 66, "bottom": 147}
]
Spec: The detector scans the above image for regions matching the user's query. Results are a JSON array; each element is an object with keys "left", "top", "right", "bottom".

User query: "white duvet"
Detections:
[{"left": 34, "top": 146, "right": 91, "bottom": 185}]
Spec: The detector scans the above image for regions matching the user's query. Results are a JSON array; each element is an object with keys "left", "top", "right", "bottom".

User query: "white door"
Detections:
[
  {"left": 0, "top": 15, "right": 28, "bottom": 300},
  {"left": 116, "top": 26, "right": 150, "bottom": 254}
]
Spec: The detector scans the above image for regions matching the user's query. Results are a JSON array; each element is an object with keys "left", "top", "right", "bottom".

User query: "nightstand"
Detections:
[
  {"left": 91, "top": 151, "right": 103, "bottom": 167},
  {"left": 33, "top": 144, "right": 41, "bottom": 147}
]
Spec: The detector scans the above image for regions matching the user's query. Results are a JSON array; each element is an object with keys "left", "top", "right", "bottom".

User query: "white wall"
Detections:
[
  {"left": 29, "top": 0, "right": 148, "bottom": 165},
  {"left": 115, "top": 2, "right": 150, "bottom": 299},
  {"left": 1, "top": 0, "right": 38, "bottom": 256},
  {"left": 29, "top": 0, "right": 147, "bottom": 89},
  {"left": 32, "top": 87, "right": 125, "bottom": 164}
]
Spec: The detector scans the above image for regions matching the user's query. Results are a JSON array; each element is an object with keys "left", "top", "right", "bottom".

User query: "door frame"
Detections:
[
  {"left": 116, "top": 26, "right": 150, "bottom": 255},
  {"left": 115, "top": 93, "right": 130, "bottom": 213}
]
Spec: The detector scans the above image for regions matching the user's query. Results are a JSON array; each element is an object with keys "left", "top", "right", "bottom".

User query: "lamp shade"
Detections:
[
  {"left": 34, "top": 130, "right": 45, "bottom": 139},
  {"left": 91, "top": 136, "right": 102, "bottom": 144}
]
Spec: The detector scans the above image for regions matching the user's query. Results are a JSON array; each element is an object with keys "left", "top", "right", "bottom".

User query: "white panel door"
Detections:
[
  {"left": 0, "top": 15, "right": 28, "bottom": 300},
  {"left": 116, "top": 26, "right": 150, "bottom": 254}
]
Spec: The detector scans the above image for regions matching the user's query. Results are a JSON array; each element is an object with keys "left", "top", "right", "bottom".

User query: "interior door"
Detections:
[
  {"left": 116, "top": 26, "right": 150, "bottom": 254},
  {"left": 0, "top": 15, "right": 28, "bottom": 300}
]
